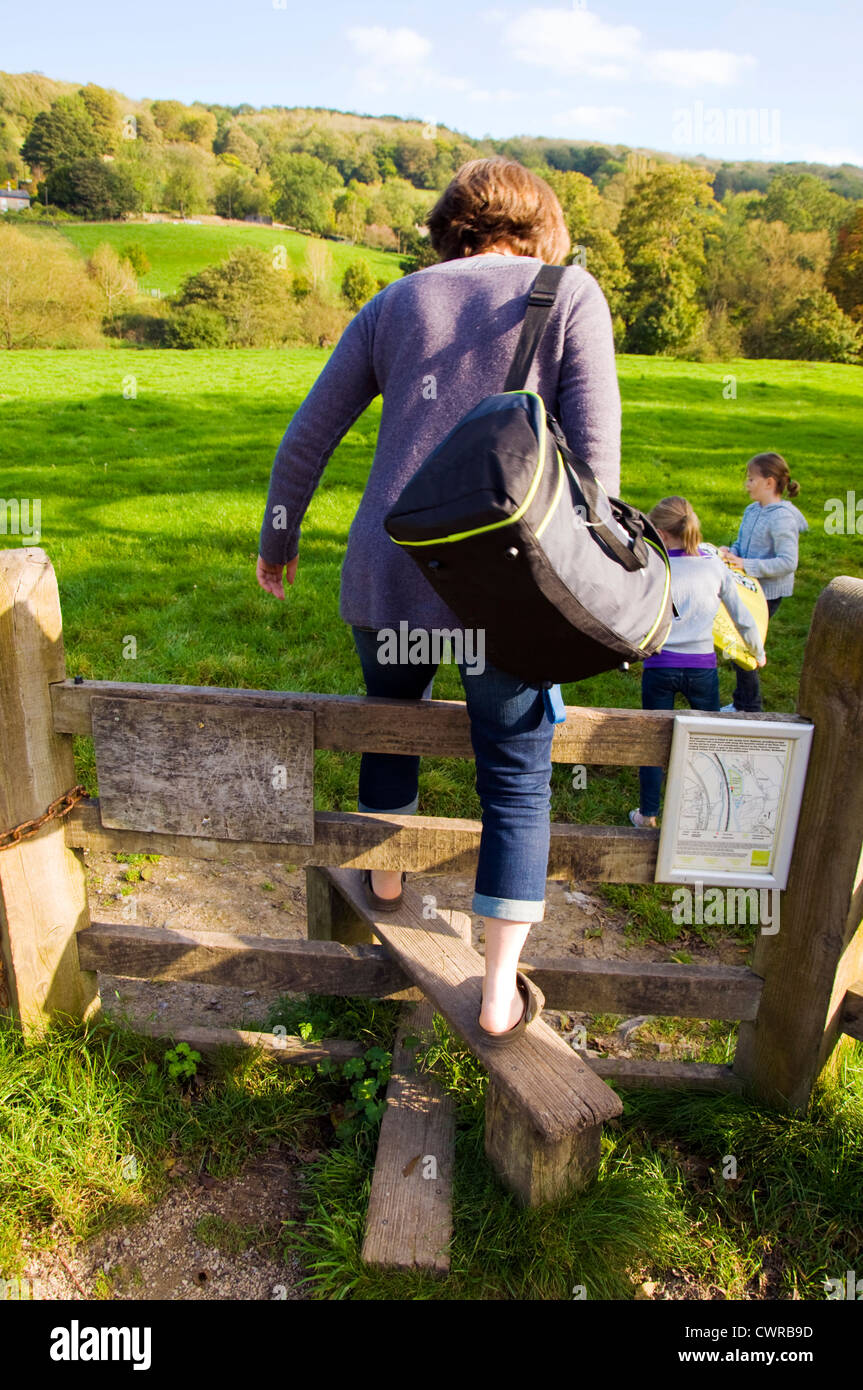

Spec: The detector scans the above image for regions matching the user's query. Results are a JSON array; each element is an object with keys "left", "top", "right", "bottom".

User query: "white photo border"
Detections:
[{"left": 655, "top": 714, "right": 814, "bottom": 890}]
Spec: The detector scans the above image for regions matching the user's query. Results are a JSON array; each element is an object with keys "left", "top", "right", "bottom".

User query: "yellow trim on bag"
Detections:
[
  {"left": 637, "top": 538, "right": 672, "bottom": 649},
  {"left": 392, "top": 391, "right": 548, "bottom": 547},
  {"left": 534, "top": 448, "right": 565, "bottom": 540}
]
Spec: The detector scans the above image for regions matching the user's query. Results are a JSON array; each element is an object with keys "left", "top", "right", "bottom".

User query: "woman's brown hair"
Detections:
[
  {"left": 747, "top": 452, "right": 800, "bottom": 498},
  {"left": 426, "top": 157, "right": 571, "bottom": 263},
  {"left": 649, "top": 497, "right": 702, "bottom": 555}
]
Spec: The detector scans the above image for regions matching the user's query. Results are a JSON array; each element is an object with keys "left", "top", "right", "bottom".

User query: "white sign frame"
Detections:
[{"left": 654, "top": 714, "right": 814, "bottom": 890}]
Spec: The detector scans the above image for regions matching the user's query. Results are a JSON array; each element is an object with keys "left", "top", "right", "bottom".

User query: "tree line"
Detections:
[{"left": 2, "top": 79, "right": 862, "bottom": 361}]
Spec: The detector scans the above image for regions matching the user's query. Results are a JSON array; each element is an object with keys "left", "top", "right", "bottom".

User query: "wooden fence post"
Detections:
[
  {"left": 0, "top": 548, "right": 99, "bottom": 1033},
  {"left": 733, "top": 577, "right": 863, "bottom": 1109}
]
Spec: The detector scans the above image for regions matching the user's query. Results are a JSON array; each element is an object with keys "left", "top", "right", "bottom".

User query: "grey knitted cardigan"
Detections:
[{"left": 259, "top": 251, "right": 621, "bottom": 632}]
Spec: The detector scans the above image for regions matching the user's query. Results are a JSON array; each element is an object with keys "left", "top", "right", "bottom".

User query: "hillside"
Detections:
[{"left": 3, "top": 70, "right": 862, "bottom": 201}]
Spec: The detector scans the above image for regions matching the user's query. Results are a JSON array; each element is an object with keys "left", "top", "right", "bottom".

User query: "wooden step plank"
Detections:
[
  {"left": 361, "top": 996, "right": 454, "bottom": 1274},
  {"left": 322, "top": 868, "right": 623, "bottom": 1142},
  {"left": 77, "top": 920, "right": 408, "bottom": 996}
]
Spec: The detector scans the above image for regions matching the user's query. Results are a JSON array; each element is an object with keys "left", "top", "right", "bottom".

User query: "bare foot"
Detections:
[
  {"left": 370, "top": 869, "right": 403, "bottom": 900},
  {"left": 479, "top": 986, "right": 525, "bottom": 1035}
]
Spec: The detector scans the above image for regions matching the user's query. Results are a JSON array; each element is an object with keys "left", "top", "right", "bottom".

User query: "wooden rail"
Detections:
[{"left": 52, "top": 676, "right": 807, "bottom": 765}]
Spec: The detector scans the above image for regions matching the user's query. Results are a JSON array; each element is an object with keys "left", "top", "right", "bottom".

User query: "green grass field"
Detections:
[
  {"left": 27, "top": 220, "right": 405, "bottom": 296},
  {"left": 1, "top": 345, "right": 861, "bottom": 850},
  {"left": 2, "top": 348, "right": 862, "bottom": 1299}
]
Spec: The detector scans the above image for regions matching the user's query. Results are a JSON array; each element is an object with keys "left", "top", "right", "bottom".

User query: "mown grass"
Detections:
[
  {"left": 1, "top": 348, "right": 861, "bottom": 1297},
  {"left": 2, "top": 1008, "right": 860, "bottom": 1300},
  {"left": 32, "top": 220, "right": 404, "bottom": 296}
]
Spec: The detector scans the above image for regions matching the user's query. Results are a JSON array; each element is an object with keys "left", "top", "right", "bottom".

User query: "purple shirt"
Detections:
[{"left": 259, "top": 252, "right": 621, "bottom": 632}]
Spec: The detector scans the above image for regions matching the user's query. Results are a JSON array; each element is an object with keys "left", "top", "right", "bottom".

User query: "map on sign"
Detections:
[
  {"left": 678, "top": 736, "right": 789, "bottom": 864},
  {"left": 655, "top": 717, "right": 813, "bottom": 889}
]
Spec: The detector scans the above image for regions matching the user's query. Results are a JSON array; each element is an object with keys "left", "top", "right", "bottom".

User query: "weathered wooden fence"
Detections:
[{"left": 2, "top": 547, "right": 862, "bottom": 1274}]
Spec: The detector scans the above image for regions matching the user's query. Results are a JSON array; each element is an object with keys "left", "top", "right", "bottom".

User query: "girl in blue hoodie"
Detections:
[{"left": 719, "top": 452, "right": 808, "bottom": 713}]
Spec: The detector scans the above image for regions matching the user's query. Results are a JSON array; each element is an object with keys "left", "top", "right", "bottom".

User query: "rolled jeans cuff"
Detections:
[
  {"left": 357, "top": 795, "right": 419, "bottom": 815},
  {"left": 472, "top": 891, "right": 545, "bottom": 923}
]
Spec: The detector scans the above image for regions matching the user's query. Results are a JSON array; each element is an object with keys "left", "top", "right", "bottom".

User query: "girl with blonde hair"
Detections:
[{"left": 630, "top": 497, "right": 766, "bottom": 828}]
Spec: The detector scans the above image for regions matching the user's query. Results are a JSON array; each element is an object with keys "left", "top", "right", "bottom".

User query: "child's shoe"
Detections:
[{"left": 629, "top": 809, "right": 657, "bottom": 828}]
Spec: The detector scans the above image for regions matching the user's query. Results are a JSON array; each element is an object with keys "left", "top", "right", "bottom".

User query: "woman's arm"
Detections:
[
  {"left": 555, "top": 271, "right": 621, "bottom": 499},
  {"left": 259, "top": 300, "right": 380, "bottom": 567}
]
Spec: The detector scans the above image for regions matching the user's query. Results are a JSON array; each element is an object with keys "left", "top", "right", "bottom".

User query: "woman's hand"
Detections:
[
  {"left": 256, "top": 553, "right": 298, "bottom": 599},
  {"left": 756, "top": 654, "right": 766, "bottom": 668}
]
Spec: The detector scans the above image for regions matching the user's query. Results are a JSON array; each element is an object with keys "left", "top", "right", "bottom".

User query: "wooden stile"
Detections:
[{"left": 3, "top": 546, "right": 862, "bottom": 1228}]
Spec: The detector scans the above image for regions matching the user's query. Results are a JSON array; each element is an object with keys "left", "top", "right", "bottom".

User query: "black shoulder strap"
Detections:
[{"left": 503, "top": 263, "right": 567, "bottom": 393}]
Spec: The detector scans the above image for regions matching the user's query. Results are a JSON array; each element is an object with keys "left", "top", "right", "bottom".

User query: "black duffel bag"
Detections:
[{"left": 383, "top": 263, "right": 673, "bottom": 684}]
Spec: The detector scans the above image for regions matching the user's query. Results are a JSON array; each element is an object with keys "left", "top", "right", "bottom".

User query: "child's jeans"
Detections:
[
  {"left": 638, "top": 665, "right": 720, "bottom": 818},
  {"left": 350, "top": 625, "right": 555, "bottom": 922},
  {"left": 731, "top": 597, "right": 782, "bottom": 711}
]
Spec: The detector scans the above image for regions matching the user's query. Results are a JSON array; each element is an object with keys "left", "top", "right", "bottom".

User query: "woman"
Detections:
[{"left": 257, "top": 157, "right": 621, "bottom": 1041}]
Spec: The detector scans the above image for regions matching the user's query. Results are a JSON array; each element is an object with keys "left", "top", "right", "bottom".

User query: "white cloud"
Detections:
[
  {"left": 500, "top": 7, "right": 755, "bottom": 89},
  {"left": 647, "top": 48, "right": 757, "bottom": 88},
  {"left": 467, "top": 87, "right": 524, "bottom": 102},
  {"left": 345, "top": 26, "right": 432, "bottom": 68},
  {"left": 794, "top": 143, "right": 863, "bottom": 168},
  {"left": 502, "top": 7, "right": 641, "bottom": 80},
  {"left": 344, "top": 23, "right": 511, "bottom": 104},
  {"left": 549, "top": 105, "right": 628, "bottom": 132}
]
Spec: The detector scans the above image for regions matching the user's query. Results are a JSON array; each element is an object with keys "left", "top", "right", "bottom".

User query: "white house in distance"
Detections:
[{"left": 0, "top": 185, "right": 31, "bottom": 212}]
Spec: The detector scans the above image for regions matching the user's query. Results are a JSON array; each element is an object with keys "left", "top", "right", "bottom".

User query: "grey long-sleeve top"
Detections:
[
  {"left": 259, "top": 251, "right": 622, "bottom": 632},
  {"left": 728, "top": 500, "right": 809, "bottom": 600}
]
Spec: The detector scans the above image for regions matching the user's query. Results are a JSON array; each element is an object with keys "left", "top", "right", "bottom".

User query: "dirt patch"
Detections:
[{"left": 18, "top": 1144, "right": 308, "bottom": 1301}]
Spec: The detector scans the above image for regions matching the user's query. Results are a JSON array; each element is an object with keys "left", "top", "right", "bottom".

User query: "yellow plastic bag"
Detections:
[{"left": 701, "top": 543, "right": 769, "bottom": 670}]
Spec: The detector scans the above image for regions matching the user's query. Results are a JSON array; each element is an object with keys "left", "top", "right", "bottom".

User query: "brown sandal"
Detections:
[
  {"left": 362, "top": 868, "right": 406, "bottom": 912},
  {"left": 477, "top": 972, "right": 545, "bottom": 1047}
]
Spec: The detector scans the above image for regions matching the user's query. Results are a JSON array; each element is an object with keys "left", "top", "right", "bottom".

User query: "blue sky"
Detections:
[{"left": 3, "top": 0, "right": 861, "bottom": 165}]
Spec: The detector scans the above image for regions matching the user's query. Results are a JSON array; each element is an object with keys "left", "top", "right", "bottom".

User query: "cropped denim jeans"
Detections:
[
  {"left": 638, "top": 664, "right": 720, "bottom": 818},
  {"left": 351, "top": 625, "right": 555, "bottom": 922}
]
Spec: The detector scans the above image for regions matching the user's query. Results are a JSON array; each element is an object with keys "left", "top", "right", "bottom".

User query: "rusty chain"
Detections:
[{"left": 0, "top": 785, "right": 88, "bottom": 852}]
